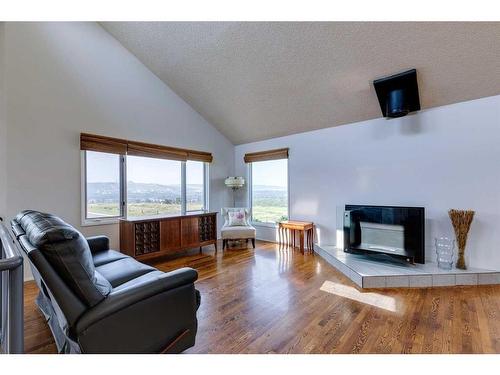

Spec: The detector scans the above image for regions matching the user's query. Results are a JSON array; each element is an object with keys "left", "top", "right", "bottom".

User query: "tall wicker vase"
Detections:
[{"left": 448, "top": 209, "right": 475, "bottom": 270}]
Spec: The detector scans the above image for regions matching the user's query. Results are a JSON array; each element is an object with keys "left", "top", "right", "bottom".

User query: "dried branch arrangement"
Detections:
[{"left": 448, "top": 209, "right": 475, "bottom": 270}]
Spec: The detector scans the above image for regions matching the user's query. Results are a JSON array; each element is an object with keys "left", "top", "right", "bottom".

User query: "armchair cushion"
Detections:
[
  {"left": 92, "top": 249, "right": 128, "bottom": 267},
  {"left": 221, "top": 225, "right": 256, "bottom": 239},
  {"left": 96, "top": 257, "right": 156, "bottom": 288}
]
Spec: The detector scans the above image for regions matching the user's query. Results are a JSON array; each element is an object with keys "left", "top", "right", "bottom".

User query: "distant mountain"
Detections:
[
  {"left": 252, "top": 185, "right": 287, "bottom": 191},
  {"left": 87, "top": 181, "right": 286, "bottom": 204},
  {"left": 86, "top": 182, "right": 120, "bottom": 202},
  {"left": 251, "top": 185, "right": 287, "bottom": 204}
]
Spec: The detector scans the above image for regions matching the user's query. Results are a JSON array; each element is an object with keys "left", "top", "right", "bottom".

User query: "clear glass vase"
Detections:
[{"left": 435, "top": 237, "right": 455, "bottom": 270}]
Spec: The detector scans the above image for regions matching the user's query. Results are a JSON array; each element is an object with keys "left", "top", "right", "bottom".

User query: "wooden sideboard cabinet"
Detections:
[{"left": 120, "top": 212, "right": 217, "bottom": 260}]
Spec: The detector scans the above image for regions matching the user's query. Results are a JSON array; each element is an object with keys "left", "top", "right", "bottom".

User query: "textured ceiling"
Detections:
[{"left": 101, "top": 22, "right": 500, "bottom": 144}]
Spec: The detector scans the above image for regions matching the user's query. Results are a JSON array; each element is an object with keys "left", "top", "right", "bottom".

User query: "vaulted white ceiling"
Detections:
[{"left": 101, "top": 22, "right": 500, "bottom": 144}]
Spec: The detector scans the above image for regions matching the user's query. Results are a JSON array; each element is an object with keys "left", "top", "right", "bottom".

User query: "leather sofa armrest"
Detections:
[
  {"left": 75, "top": 267, "right": 198, "bottom": 334},
  {"left": 86, "top": 235, "right": 110, "bottom": 253}
]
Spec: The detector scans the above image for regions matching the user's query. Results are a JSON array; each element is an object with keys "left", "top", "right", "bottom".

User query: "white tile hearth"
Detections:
[
  {"left": 363, "top": 276, "right": 386, "bottom": 288},
  {"left": 455, "top": 274, "right": 478, "bottom": 286},
  {"left": 478, "top": 273, "right": 500, "bottom": 285},
  {"left": 386, "top": 276, "right": 410, "bottom": 288},
  {"left": 315, "top": 244, "right": 500, "bottom": 289},
  {"left": 432, "top": 274, "right": 456, "bottom": 287},
  {"left": 409, "top": 275, "right": 433, "bottom": 288}
]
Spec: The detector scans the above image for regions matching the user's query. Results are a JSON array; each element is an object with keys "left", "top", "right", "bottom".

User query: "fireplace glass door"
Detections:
[{"left": 343, "top": 205, "right": 425, "bottom": 263}]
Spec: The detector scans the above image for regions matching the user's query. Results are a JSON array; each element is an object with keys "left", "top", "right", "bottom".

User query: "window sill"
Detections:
[
  {"left": 251, "top": 222, "right": 278, "bottom": 229},
  {"left": 81, "top": 218, "right": 121, "bottom": 227}
]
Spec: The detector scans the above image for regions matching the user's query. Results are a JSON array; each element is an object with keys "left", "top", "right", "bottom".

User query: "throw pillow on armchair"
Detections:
[{"left": 228, "top": 210, "right": 247, "bottom": 226}]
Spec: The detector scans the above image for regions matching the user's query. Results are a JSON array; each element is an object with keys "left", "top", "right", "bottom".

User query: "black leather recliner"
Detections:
[{"left": 11, "top": 210, "right": 200, "bottom": 353}]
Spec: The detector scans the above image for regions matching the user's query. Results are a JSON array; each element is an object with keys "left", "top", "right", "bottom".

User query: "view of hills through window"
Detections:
[
  {"left": 251, "top": 159, "right": 288, "bottom": 223},
  {"left": 126, "top": 155, "right": 182, "bottom": 217},
  {"left": 86, "top": 151, "right": 121, "bottom": 218},
  {"left": 86, "top": 151, "right": 287, "bottom": 221},
  {"left": 86, "top": 152, "right": 205, "bottom": 218},
  {"left": 186, "top": 160, "right": 205, "bottom": 211}
]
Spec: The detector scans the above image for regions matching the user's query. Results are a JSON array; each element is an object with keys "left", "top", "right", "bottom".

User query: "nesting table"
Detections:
[{"left": 278, "top": 220, "right": 315, "bottom": 254}]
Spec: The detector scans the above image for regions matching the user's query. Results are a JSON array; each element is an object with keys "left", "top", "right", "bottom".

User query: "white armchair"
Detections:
[{"left": 220, "top": 208, "right": 256, "bottom": 249}]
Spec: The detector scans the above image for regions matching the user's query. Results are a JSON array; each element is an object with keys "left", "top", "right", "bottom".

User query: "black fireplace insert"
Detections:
[{"left": 343, "top": 204, "right": 425, "bottom": 264}]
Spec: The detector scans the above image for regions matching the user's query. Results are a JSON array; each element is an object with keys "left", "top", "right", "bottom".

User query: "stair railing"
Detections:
[{"left": 0, "top": 218, "right": 24, "bottom": 354}]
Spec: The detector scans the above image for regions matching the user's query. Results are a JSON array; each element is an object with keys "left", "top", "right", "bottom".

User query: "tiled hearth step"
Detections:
[{"left": 315, "top": 244, "right": 500, "bottom": 289}]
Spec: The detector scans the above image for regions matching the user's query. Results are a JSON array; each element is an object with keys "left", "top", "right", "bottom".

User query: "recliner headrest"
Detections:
[
  {"left": 15, "top": 210, "right": 111, "bottom": 307},
  {"left": 16, "top": 210, "right": 79, "bottom": 247}
]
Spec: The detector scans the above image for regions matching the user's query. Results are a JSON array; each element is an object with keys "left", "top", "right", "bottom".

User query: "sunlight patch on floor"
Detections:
[
  {"left": 320, "top": 280, "right": 397, "bottom": 312},
  {"left": 316, "top": 261, "right": 322, "bottom": 274}
]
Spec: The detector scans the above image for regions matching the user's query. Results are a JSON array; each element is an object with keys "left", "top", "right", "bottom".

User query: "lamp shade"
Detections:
[{"left": 225, "top": 176, "right": 245, "bottom": 189}]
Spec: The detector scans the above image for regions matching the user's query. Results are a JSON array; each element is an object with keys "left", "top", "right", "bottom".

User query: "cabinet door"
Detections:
[
  {"left": 135, "top": 221, "right": 160, "bottom": 256},
  {"left": 199, "top": 214, "right": 217, "bottom": 242},
  {"left": 160, "top": 218, "right": 181, "bottom": 252},
  {"left": 119, "top": 220, "right": 136, "bottom": 257},
  {"left": 181, "top": 217, "right": 200, "bottom": 248}
]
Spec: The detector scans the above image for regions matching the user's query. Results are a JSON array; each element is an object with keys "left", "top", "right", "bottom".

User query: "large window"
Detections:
[
  {"left": 85, "top": 151, "right": 123, "bottom": 219},
  {"left": 186, "top": 161, "right": 206, "bottom": 212},
  {"left": 250, "top": 159, "right": 288, "bottom": 224},
  {"left": 127, "top": 156, "right": 182, "bottom": 217},
  {"left": 83, "top": 151, "right": 208, "bottom": 224}
]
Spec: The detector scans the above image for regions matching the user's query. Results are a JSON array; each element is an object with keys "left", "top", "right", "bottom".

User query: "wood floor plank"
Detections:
[{"left": 23, "top": 240, "right": 500, "bottom": 354}]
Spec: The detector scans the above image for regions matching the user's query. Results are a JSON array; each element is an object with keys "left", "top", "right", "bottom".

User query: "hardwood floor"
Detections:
[{"left": 24, "top": 240, "right": 500, "bottom": 354}]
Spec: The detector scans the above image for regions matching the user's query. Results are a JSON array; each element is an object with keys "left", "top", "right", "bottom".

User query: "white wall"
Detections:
[
  {"left": 0, "top": 23, "right": 6, "bottom": 219},
  {"left": 3, "top": 23, "right": 234, "bottom": 270},
  {"left": 235, "top": 95, "right": 500, "bottom": 271}
]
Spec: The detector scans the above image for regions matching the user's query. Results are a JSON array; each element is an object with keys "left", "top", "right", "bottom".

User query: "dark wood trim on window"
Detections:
[
  {"left": 80, "top": 133, "right": 128, "bottom": 155},
  {"left": 80, "top": 133, "right": 213, "bottom": 162},
  {"left": 127, "top": 140, "right": 188, "bottom": 161},
  {"left": 244, "top": 148, "right": 289, "bottom": 163},
  {"left": 186, "top": 149, "right": 213, "bottom": 163}
]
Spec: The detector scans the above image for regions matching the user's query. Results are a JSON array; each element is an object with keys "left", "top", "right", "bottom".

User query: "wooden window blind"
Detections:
[
  {"left": 244, "top": 148, "right": 289, "bottom": 163},
  {"left": 127, "top": 141, "right": 188, "bottom": 161},
  {"left": 80, "top": 133, "right": 213, "bottom": 162},
  {"left": 186, "top": 149, "right": 213, "bottom": 163},
  {"left": 80, "top": 133, "right": 128, "bottom": 155}
]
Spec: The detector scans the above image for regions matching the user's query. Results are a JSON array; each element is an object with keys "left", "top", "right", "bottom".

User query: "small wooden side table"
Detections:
[{"left": 278, "top": 220, "right": 314, "bottom": 254}]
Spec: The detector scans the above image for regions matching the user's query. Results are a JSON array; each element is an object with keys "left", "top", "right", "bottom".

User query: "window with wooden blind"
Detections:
[
  {"left": 81, "top": 133, "right": 211, "bottom": 224},
  {"left": 84, "top": 151, "right": 124, "bottom": 220},
  {"left": 245, "top": 148, "right": 289, "bottom": 225}
]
